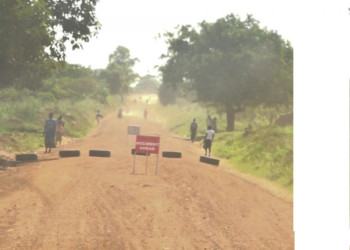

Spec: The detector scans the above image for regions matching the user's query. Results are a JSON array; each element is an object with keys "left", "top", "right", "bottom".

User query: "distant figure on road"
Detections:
[
  {"left": 56, "top": 116, "right": 65, "bottom": 146},
  {"left": 125, "top": 104, "right": 130, "bottom": 114},
  {"left": 144, "top": 109, "right": 148, "bottom": 120},
  {"left": 43, "top": 112, "right": 56, "bottom": 153},
  {"left": 203, "top": 125, "right": 215, "bottom": 157},
  {"left": 134, "top": 99, "right": 137, "bottom": 104},
  {"left": 189, "top": 118, "right": 198, "bottom": 143},
  {"left": 96, "top": 110, "right": 103, "bottom": 125}
]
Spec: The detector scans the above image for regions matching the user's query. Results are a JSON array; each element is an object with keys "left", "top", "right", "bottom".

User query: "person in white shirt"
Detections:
[{"left": 203, "top": 125, "right": 215, "bottom": 157}]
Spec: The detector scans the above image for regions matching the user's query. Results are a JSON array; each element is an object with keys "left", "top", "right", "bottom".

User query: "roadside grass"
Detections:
[
  {"left": 0, "top": 94, "right": 120, "bottom": 152},
  {"left": 155, "top": 98, "right": 293, "bottom": 190},
  {"left": 214, "top": 126, "right": 293, "bottom": 190}
]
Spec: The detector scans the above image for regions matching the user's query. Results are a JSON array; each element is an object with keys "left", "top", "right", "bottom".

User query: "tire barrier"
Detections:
[
  {"left": 59, "top": 150, "right": 80, "bottom": 158},
  {"left": 15, "top": 154, "right": 38, "bottom": 161},
  {"left": 162, "top": 151, "right": 182, "bottom": 158},
  {"left": 200, "top": 156, "right": 220, "bottom": 166},
  {"left": 89, "top": 150, "right": 111, "bottom": 157},
  {"left": 131, "top": 148, "right": 150, "bottom": 156}
]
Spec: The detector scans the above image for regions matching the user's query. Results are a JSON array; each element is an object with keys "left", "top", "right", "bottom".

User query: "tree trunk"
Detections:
[
  {"left": 120, "top": 93, "right": 124, "bottom": 104},
  {"left": 225, "top": 104, "right": 235, "bottom": 132}
]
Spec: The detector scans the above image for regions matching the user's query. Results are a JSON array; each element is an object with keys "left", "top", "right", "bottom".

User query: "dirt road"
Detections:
[{"left": 0, "top": 102, "right": 294, "bottom": 250}]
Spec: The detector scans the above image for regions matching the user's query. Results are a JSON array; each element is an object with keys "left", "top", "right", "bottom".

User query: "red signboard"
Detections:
[{"left": 135, "top": 135, "right": 160, "bottom": 154}]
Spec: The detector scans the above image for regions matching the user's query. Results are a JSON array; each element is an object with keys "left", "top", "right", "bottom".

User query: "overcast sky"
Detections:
[{"left": 65, "top": 0, "right": 296, "bottom": 77}]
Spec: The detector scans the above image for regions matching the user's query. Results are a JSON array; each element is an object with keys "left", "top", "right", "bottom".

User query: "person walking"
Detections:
[
  {"left": 56, "top": 116, "right": 65, "bottom": 146},
  {"left": 189, "top": 118, "right": 198, "bottom": 143},
  {"left": 43, "top": 112, "right": 56, "bottom": 153},
  {"left": 203, "top": 125, "right": 215, "bottom": 157},
  {"left": 96, "top": 110, "right": 103, "bottom": 125}
]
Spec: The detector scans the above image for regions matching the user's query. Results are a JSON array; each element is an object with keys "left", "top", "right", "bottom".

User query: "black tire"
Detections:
[
  {"left": 200, "top": 156, "right": 220, "bottom": 166},
  {"left": 89, "top": 150, "right": 111, "bottom": 157},
  {"left": 131, "top": 148, "right": 150, "bottom": 156},
  {"left": 15, "top": 154, "right": 38, "bottom": 161},
  {"left": 59, "top": 150, "right": 80, "bottom": 158},
  {"left": 162, "top": 151, "right": 182, "bottom": 158}
]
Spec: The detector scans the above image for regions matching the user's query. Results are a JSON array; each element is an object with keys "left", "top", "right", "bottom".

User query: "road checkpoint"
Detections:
[{"left": 15, "top": 126, "right": 220, "bottom": 167}]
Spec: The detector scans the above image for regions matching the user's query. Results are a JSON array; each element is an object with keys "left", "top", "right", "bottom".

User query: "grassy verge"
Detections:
[
  {"left": 0, "top": 95, "right": 120, "bottom": 152},
  {"left": 155, "top": 98, "right": 293, "bottom": 190},
  {"left": 214, "top": 126, "right": 293, "bottom": 191}
]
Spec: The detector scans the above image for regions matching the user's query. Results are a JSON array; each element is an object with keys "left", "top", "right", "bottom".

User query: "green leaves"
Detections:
[
  {"left": 100, "top": 46, "right": 139, "bottom": 97},
  {"left": 159, "top": 14, "right": 293, "bottom": 131},
  {"left": 0, "top": 0, "right": 100, "bottom": 89}
]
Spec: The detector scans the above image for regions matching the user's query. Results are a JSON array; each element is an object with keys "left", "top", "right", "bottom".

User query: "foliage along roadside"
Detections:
[
  {"left": 214, "top": 126, "right": 293, "bottom": 191},
  {"left": 0, "top": 90, "right": 120, "bottom": 153},
  {"left": 158, "top": 14, "right": 293, "bottom": 132},
  {"left": 155, "top": 98, "right": 293, "bottom": 191}
]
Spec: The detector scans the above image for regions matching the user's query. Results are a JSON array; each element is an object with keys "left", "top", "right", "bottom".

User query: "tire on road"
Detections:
[
  {"left": 15, "top": 154, "right": 38, "bottom": 161},
  {"left": 89, "top": 150, "right": 111, "bottom": 157},
  {"left": 200, "top": 156, "right": 220, "bottom": 166},
  {"left": 59, "top": 150, "right": 80, "bottom": 158},
  {"left": 162, "top": 151, "right": 182, "bottom": 158},
  {"left": 131, "top": 148, "right": 150, "bottom": 156}
]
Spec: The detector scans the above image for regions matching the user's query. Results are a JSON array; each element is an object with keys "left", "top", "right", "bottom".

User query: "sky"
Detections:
[{"left": 65, "top": 0, "right": 296, "bottom": 78}]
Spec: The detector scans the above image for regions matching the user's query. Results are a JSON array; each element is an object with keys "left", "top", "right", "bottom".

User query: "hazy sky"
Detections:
[{"left": 65, "top": 0, "right": 296, "bottom": 77}]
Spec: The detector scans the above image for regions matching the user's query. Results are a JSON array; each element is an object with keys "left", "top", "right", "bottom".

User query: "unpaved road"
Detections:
[{"left": 0, "top": 102, "right": 294, "bottom": 250}]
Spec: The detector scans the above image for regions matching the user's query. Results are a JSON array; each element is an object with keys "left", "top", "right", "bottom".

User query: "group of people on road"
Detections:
[
  {"left": 189, "top": 118, "right": 215, "bottom": 157},
  {"left": 43, "top": 112, "right": 65, "bottom": 153}
]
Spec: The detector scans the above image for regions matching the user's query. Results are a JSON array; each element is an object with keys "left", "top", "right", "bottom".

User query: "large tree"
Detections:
[
  {"left": 0, "top": 0, "right": 100, "bottom": 89},
  {"left": 159, "top": 14, "right": 293, "bottom": 131},
  {"left": 100, "top": 46, "right": 139, "bottom": 103}
]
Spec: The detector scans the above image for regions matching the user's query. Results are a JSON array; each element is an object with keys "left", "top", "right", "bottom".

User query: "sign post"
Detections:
[
  {"left": 133, "top": 135, "right": 160, "bottom": 175},
  {"left": 127, "top": 126, "right": 140, "bottom": 145}
]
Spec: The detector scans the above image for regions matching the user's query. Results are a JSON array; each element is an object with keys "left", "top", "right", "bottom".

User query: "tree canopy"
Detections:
[
  {"left": 99, "top": 46, "right": 139, "bottom": 102},
  {"left": 0, "top": 0, "right": 100, "bottom": 89},
  {"left": 159, "top": 14, "right": 293, "bottom": 131}
]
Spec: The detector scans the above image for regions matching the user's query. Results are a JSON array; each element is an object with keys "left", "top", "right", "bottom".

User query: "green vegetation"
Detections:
[
  {"left": 156, "top": 98, "right": 293, "bottom": 190},
  {"left": 159, "top": 14, "right": 293, "bottom": 131},
  {"left": 214, "top": 126, "right": 293, "bottom": 190},
  {"left": 0, "top": 0, "right": 100, "bottom": 89},
  {"left": 100, "top": 46, "right": 139, "bottom": 103},
  {"left": 0, "top": 89, "right": 119, "bottom": 152}
]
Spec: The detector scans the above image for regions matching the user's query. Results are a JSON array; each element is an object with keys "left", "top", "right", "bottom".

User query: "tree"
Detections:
[
  {"left": 134, "top": 75, "right": 160, "bottom": 94},
  {"left": 100, "top": 46, "right": 139, "bottom": 102},
  {"left": 159, "top": 14, "right": 293, "bottom": 131},
  {"left": 158, "top": 83, "right": 180, "bottom": 106},
  {"left": 0, "top": 0, "right": 100, "bottom": 89}
]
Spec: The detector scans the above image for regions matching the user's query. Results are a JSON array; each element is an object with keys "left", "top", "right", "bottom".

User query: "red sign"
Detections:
[{"left": 135, "top": 135, "right": 160, "bottom": 154}]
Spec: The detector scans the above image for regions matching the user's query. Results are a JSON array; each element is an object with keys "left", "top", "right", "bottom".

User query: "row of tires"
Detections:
[{"left": 14, "top": 150, "right": 220, "bottom": 166}]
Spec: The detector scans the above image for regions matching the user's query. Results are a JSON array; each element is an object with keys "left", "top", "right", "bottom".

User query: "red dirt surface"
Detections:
[{"left": 0, "top": 104, "right": 294, "bottom": 250}]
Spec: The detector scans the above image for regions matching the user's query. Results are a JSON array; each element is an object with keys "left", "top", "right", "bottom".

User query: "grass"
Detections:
[
  {"left": 214, "top": 126, "right": 293, "bottom": 190},
  {"left": 0, "top": 93, "right": 120, "bottom": 152},
  {"left": 155, "top": 98, "right": 293, "bottom": 191}
]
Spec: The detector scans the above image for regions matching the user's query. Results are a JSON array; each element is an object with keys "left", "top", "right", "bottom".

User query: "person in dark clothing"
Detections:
[
  {"left": 43, "top": 112, "right": 56, "bottom": 153},
  {"left": 189, "top": 119, "right": 198, "bottom": 143}
]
